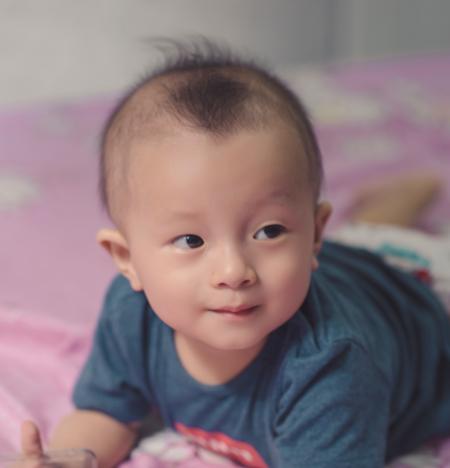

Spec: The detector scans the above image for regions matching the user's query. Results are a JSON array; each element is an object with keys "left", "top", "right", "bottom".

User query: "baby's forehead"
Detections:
[
  {"left": 101, "top": 66, "right": 322, "bottom": 225},
  {"left": 126, "top": 125, "right": 310, "bottom": 203},
  {"left": 130, "top": 122, "right": 305, "bottom": 159},
  {"left": 118, "top": 99, "right": 310, "bottom": 191},
  {"left": 126, "top": 126, "right": 312, "bottom": 216}
]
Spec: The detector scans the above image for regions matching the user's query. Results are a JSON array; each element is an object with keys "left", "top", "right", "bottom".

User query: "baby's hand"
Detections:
[
  {"left": 16, "top": 421, "right": 96, "bottom": 468},
  {"left": 20, "top": 421, "right": 44, "bottom": 459},
  {"left": 4, "top": 421, "right": 46, "bottom": 468},
  {"left": 1, "top": 421, "right": 45, "bottom": 468}
]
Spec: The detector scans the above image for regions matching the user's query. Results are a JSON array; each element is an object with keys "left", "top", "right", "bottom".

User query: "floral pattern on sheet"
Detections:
[
  {"left": 124, "top": 431, "right": 237, "bottom": 467},
  {"left": 388, "top": 437, "right": 450, "bottom": 468},
  {"left": 0, "top": 172, "right": 40, "bottom": 210}
]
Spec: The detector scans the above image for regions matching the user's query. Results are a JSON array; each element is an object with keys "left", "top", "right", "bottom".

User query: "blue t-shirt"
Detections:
[{"left": 73, "top": 241, "right": 450, "bottom": 468}]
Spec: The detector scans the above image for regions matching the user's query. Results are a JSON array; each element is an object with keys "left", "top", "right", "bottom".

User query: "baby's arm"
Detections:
[{"left": 22, "top": 410, "right": 140, "bottom": 468}]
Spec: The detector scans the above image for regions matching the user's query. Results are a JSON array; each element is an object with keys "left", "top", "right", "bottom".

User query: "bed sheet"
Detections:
[{"left": 1, "top": 53, "right": 450, "bottom": 467}]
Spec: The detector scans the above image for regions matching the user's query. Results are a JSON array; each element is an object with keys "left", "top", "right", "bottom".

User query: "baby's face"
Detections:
[{"left": 121, "top": 126, "right": 328, "bottom": 356}]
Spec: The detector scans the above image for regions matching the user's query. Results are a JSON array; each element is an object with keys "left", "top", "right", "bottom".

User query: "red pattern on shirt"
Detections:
[{"left": 175, "top": 422, "right": 268, "bottom": 468}]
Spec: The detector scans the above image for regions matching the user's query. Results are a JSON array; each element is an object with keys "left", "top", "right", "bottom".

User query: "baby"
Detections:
[{"left": 21, "top": 42, "right": 450, "bottom": 467}]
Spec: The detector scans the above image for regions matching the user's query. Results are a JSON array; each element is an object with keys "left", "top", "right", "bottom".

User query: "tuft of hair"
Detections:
[{"left": 99, "top": 38, "right": 324, "bottom": 223}]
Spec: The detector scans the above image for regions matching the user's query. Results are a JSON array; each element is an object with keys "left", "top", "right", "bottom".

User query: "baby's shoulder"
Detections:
[
  {"left": 99, "top": 274, "right": 151, "bottom": 325},
  {"left": 277, "top": 322, "right": 388, "bottom": 397},
  {"left": 283, "top": 311, "right": 371, "bottom": 366}
]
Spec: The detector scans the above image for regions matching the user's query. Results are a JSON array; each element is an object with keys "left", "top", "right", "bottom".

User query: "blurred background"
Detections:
[{"left": 1, "top": 0, "right": 450, "bottom": 105}]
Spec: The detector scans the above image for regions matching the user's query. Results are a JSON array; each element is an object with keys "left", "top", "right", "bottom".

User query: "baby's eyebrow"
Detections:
[
  {"left": 163, "top": 209, "right": 203, "bottom": 222},
  {"left": 160, "top": 190, "right": 297, "bottom": 224},
  {"left": 254, "top": 189, "right": 296, "bottom": 207},
  {"left": 271, "top": 189, "right": 294, "bottom": 201}
]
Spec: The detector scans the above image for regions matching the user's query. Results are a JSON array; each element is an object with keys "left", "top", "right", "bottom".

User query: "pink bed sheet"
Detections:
[
  {"left": 0, "top": 307, "right": 224, "bottom": 467},
  {"left": 1, "top": 52, "right": 450, "bottom": 466}
]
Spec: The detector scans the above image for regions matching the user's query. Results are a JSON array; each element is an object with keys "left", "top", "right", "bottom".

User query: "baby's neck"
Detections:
[{"left": 174, "top": 332, "right": 267, "bottom": 386}]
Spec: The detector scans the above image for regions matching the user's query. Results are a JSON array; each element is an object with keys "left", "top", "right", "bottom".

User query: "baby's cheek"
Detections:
[
  {"left": 271, "top": 248, "right": 311, "bottom": 281},
  {"left": 143, "top": 270, "right": 199, "bottom": 318},
  {"left": 265, "top": 254, "right": 311, "bottom": 302}
]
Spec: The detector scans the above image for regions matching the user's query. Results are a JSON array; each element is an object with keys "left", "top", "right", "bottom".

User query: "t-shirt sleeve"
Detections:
[
  {"left": 73, "top": 275, "right": 153, "bottom": 423},
  {"left": 273, "top": 339, "right": 391, "bottom": 468}
]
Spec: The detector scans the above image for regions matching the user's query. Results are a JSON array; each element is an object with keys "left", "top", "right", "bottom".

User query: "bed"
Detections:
[{"left": 1, "top": 52, "right": 449, "bottom": 467}]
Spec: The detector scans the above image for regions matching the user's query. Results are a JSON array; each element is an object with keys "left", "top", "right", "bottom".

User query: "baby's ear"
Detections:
[
  {"left": 312, "top": 201, "right": 332, "bottom": 270},
  {"left": 96, "top": 228, "right": 143, "bottom": 291}
]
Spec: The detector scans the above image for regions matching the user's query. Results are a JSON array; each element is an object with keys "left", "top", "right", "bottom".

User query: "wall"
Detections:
[
  {"left": 0, "top": 0, "right": 334, "bottom": 105},
  {"left": 336, "top": 0, "right": 450, "bottom": 60},
  {"left": 1, "top": 0, "right": 449, "bottom": 106}
]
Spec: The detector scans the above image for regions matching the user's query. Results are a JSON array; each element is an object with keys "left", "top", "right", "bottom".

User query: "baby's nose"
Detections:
[{"left": 210, "top": 247, "right": 257, "bottom": 289}]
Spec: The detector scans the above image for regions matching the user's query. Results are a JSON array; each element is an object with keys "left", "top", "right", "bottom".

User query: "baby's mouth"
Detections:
[{"left": 210, "top": 305, "right": 258, "bottom": 316}]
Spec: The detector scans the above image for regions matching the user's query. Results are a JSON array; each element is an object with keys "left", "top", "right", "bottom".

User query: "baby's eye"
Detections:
[
  {"left": 254, "top": 224, "right": 287, "bottom": 240},
  {"left": 173, "top": 234, "right": 204, "bottom": 249}
]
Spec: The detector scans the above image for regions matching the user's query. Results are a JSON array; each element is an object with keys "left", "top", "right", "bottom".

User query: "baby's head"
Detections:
[
  {"left": 97, "top": 41, "right": 331, "bottom": 363},
  {"left": 100, "top": 41, "right": 324, "bottom": 225}
]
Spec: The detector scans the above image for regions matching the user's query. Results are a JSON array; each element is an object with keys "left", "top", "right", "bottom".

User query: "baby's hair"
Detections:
[{"left": 99, "top": 38, "right": 323, "bottom": 224}]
